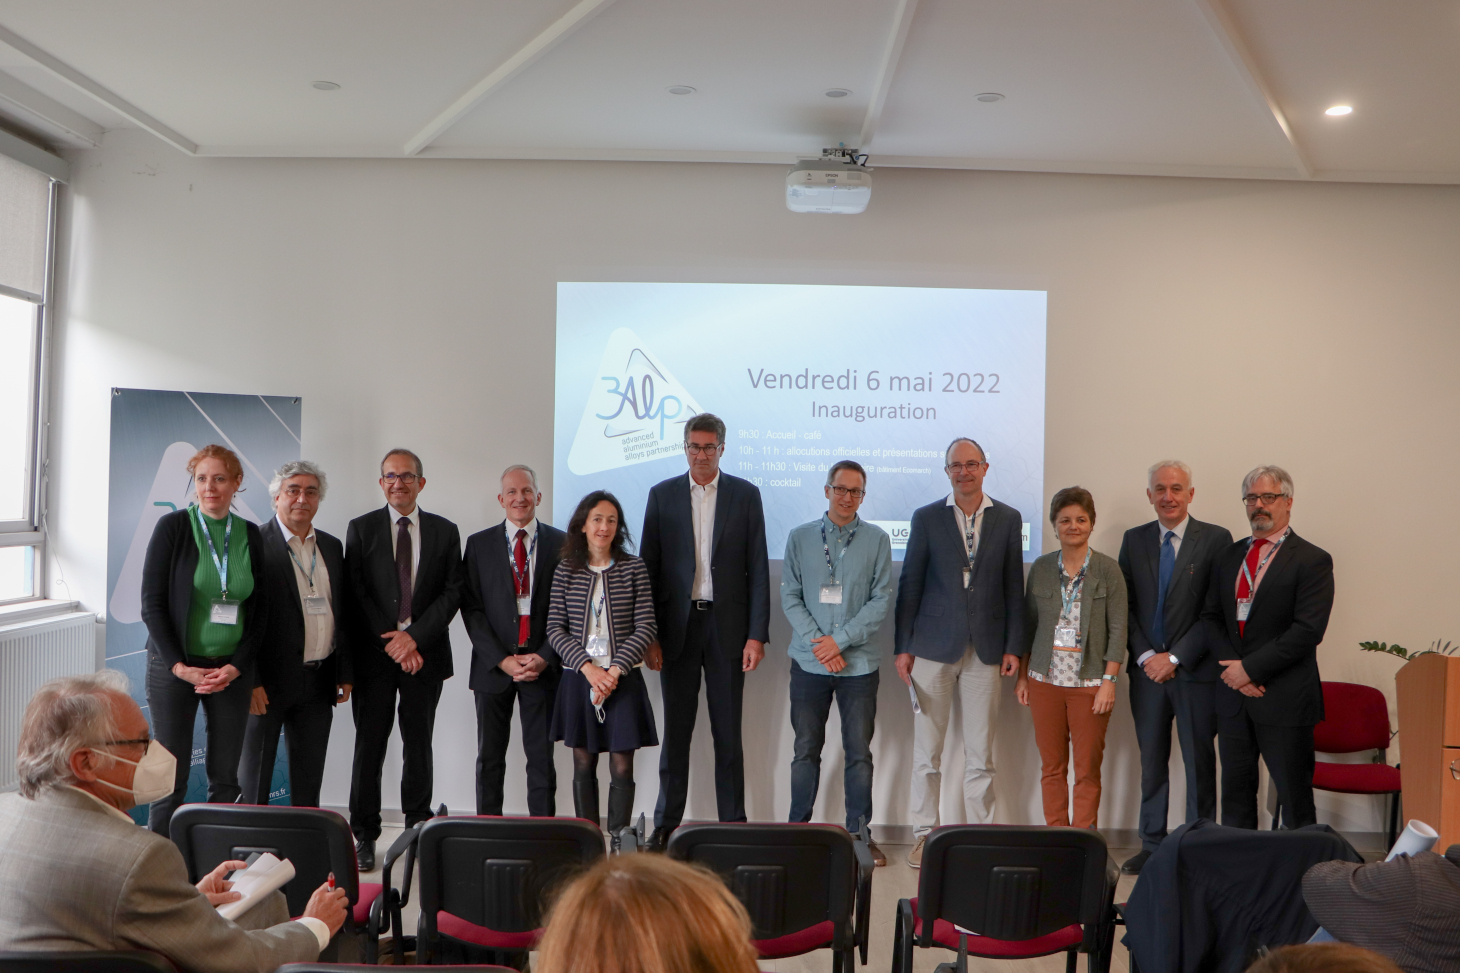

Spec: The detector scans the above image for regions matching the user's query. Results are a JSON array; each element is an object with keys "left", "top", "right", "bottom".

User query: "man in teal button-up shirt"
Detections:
[{"left": 781, "top": 460, "right": 893, "bottom": 864}]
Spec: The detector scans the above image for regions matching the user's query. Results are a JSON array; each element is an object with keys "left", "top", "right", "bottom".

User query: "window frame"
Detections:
[{"left": 0, "top": 175, "right": 58, "bottom": 606}]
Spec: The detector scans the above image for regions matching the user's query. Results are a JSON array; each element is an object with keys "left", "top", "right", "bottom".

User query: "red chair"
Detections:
[{"left": 1312, "top": 681, "right": 1402, "bottom": 848}]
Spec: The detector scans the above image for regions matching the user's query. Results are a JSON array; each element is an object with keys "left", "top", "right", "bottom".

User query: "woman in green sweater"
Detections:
[{"left": 140, "top": 444, "right": 268, "bottom": 836}]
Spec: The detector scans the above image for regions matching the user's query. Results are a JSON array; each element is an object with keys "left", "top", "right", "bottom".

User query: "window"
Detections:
[{"left": 0, "top": 151, "right": 56, "bottom": 605}]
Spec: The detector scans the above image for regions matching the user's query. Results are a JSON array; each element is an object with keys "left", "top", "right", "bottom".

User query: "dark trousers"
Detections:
[
  {"left": 238, "top": 665, "right": 335, "bottom": 807},
  {"left": 1129, "top": 669, "right": 1219, "bottom": 851},
  {"left": 145, "top": 653, "right": 251, "bottom": 837},
  {"left": 655, "top": 607, "right": 746, "bottom": 829},
  {"left": 474, "top": 673, "right": 559, "bottom": 816},
  {"left": 1218, "top": 706, "right": 1316, "bottom": 830},
  {"left": 349, "top": 662, "right": 444, "bottom": 841},
  {"left": 788, "top": 662, "right": 878, "bottom": 834}
]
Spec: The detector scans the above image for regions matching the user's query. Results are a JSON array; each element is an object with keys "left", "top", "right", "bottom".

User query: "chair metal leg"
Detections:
[
  {"left": 1066, "top": 948, "right": 1077, "bottom": 973},
  {"left": 1386, "top": 791, "right": 1401, "bottom": 851},
  {"left": 893, "top": 898, "right": 914, "bottom": 973}
]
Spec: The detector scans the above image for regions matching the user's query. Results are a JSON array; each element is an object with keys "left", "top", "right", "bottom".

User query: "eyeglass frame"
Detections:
[
  {"left": 827, "top": 485, "right": 867, "bottom": 500},
  {"left": 381, "top": 472, "right": 421, "bottom": 484},
  {"left": 1241, "top": 492, "right": 1290, "bottom": 506},
  {"left": 684, "top": 443, "right": 724, "bottom": 456},
  {"left": 945, "top": 461, "right": 986, "bottom": 474}
]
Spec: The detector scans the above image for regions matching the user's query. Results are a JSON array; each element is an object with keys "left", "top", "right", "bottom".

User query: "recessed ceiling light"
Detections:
[
  {"left": 312, "top": 81, "right": 340, "bottom": 91},
  {"left": 975, "top": 92, "right": 1004, "bottom": 103},
  {"left": 667, "top": 85, "right": 696, "bottom": 95},
  {"left": 825, "top": 88, "right": 851, "bottom": 98},
  {"left": 1325, "top": 104, "right": 1353, "bottom": 116}
]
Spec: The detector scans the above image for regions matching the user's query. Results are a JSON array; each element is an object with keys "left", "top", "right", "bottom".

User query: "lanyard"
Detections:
[
  {"left": 962, "top": 505, "right": 981, "bottom": 572},
  {"left": 1058, "top": 550, "right": 1091, "bottom": 621},
  {"left": 589, "top": 563, "right": 612, "bottom": 630},
  {"left": 1240, "top": 529, "right": 1288, "bottom": 593},
  {"left": 287, "top": 539, "right": 318, "bottom": 594},
  {"left": 196, "top": 505, "right": 232, "bottom": 598},
  {"left": 508, "top": 528, "right": 538, "bottom": 596},
  {"left": 820, "top": 520, "right": 858, "bottom": 583}
]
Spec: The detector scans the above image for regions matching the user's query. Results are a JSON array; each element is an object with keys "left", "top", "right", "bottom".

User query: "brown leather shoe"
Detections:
[{"left": 867, "top": 839, "right": 888, "bottom": 867}]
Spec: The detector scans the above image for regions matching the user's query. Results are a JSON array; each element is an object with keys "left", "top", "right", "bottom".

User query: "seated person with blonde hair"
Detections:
[{"left": 0, "top": 672, "right": 346, "bottom": 973}]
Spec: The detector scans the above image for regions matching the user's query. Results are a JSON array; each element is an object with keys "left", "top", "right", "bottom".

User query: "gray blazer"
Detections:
[
  {"left": 0, "top": 787, "right": 319, "bottom": 972},
  {"left": 1023, "top": 549, "right": 1127, "bottom": 680}
]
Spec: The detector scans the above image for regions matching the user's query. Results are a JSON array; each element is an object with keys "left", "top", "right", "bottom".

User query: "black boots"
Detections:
[
  {"left": 608, "top": 781, "right": 635, "bottom": 853},
  {"left": 573, "top": 777, "right": 600, "bottom": 828}
]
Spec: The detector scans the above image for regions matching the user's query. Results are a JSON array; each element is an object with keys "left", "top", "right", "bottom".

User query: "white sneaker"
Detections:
[{"left": 908, "top": 834, "right": 926, "bottom": 868}]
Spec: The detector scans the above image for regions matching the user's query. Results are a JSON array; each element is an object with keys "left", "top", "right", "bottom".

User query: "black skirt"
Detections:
[{"left": 551, "top": 666, "right": 659, "bottom": 753}]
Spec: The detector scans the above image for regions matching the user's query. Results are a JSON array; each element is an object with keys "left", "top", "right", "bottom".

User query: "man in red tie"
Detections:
[
  {"left": 460, "top": 465, "right": 567, "bottom": 817},
  {"left": 1202, "top": 465, "right": 1334, "bottom": 829}
]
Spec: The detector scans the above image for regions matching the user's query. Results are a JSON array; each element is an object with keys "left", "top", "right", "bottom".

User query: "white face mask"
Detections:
[{"left": 92, "top": 740, "right": 177, "bottom": 806}]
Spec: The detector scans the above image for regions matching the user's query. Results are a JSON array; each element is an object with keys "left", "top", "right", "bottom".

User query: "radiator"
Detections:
[{"left": 0, "top": 611, "right": 98, "bottom": 791}]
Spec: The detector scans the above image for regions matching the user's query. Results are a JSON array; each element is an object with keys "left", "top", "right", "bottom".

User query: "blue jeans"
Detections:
[{"left": 788, "top": 661, "right": 879, "bottom": 835}]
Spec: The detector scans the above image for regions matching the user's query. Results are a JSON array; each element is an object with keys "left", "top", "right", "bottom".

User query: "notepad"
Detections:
[{"left": 216, "top": 853, "right": 296, "bottom": 921}]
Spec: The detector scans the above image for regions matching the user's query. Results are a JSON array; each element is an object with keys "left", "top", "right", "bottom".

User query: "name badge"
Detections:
[
  {"left": 819, "top": 584, "right": 843, "bottom": 605},
  {"left": 210, "top": 599, "right": 240, "bottom": 626},
  {"left": 585, "top": 634, "right": 610, "bottom": 658},
  {"left": 517, "top": 596, "right": 532, "bottom": 616},
  {"left": 963, "top": 568, "right": 971, "bottom": 589},
  {"left": 1236, "top": 598, "right": 1252, "bottom": 622},
  {"left": 304, "top": 596, "right": 329, "bottom": 616},
  {"left": 1053, "top": 624, "right": 1080, "bottom": 649}
]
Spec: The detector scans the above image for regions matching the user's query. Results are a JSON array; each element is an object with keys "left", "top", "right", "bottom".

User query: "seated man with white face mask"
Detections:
[{"left": 0, "top": 672, "right": 348, "bottom": 973}]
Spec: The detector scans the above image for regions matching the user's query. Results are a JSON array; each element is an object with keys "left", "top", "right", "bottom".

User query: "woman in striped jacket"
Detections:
[{"left": 547, "top": 490, "right": 659, "bottom": 839}]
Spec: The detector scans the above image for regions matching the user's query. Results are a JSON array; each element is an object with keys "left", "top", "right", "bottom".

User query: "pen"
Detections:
[{"left": 327, "top": 872, "right": 335, "bottom": 890}]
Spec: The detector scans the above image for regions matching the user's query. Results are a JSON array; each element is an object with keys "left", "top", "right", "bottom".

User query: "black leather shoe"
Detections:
[
  {"left": 1121, "top": 849, "right": 1152, "bottom": 874},
  {"left": 646, "top": 825, "right": 675, "bottom": 853},
  {"left": 355, "top": 838, "right": 376, "bottom": 872}
]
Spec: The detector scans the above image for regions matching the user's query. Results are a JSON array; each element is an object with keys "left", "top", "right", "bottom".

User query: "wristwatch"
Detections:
[
  {"left": 1101, "top": 673, "right": 1117, "bottom": 684},
  {"left": 1168, "top": 653, "right": 1180, "bottom": 666}
]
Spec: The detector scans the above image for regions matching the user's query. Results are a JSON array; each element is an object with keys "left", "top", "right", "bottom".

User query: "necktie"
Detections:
[
  {"left": 396, "top": 516, "right": 413, "bottom": 625},
  {"left": 1152, "top": 530, "right": 1175, "bottom": 649},
  {"left": 1236, "top": 537, "right": 1268, "bottom": 637},
  {"left": 514, "top": 529, "right": 530, "bottom": 647}
]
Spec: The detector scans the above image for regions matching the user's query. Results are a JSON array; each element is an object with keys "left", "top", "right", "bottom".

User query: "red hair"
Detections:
[{"left": 186, "top": 444, "right": 243, "bottom": 481}]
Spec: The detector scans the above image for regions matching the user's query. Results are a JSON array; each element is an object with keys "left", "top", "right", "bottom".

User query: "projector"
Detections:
[{"left": 786, "top": 148, "right": 872, "bottom": 214}]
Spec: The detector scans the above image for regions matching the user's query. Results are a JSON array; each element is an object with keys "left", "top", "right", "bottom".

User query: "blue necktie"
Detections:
[{"left": 1152, "top": 530, "right": 1175, "bottom": 649}]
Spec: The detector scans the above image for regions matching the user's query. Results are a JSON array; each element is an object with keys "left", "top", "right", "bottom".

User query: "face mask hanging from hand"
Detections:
[{"left": 92, "top": 740, "right": 178, "bottom": 805}]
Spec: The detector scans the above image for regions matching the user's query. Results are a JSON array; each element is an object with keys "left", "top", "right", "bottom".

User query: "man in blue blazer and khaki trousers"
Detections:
[{"left": 895, "top": 437, "right": 1026, "bottom": 868}]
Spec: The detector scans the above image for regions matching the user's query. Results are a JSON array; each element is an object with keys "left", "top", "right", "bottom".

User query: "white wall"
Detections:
[{"left": 50, "top": 128, "right": 1460, "bottom": 834}]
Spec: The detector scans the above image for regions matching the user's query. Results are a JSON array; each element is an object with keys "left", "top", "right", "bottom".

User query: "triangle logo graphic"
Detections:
[{"left": 567, "top": 327, "right": 704, "bottom": 476}]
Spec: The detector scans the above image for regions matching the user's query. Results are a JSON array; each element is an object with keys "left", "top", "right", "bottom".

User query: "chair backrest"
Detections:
[
  {"left": 1314, "top": 681, "right": 1391, "bottom": 754},
  {"left": 918, "top": 825, "right": 1112, "bottom": 942},
  {"left": 0, "top": 951, "right": 175, "bottom": 972},
  {"left": 169, "top": 803, "right": 358, "bottom": 918},
  {"left": 416, "top": 816, "right": 605, "bottom": 936},
  {"left": 666, "top": 823, "right": 855, "bottom": 941}
]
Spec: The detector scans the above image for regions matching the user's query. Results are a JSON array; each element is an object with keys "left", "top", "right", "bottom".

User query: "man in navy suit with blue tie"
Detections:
[{"left": 1116, "top": 460, "right": 1232, "bottom": 873}]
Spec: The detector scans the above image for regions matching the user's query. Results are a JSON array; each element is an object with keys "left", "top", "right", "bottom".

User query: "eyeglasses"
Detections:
[
  {"left": 684, "top": 444, "right": 722, "bottom": 456},
  {"left": 1242, "top": 493, "right": 1289, "bottom": 506},
  {"left": 382, "top": 473, "right": 420, "bottom": 485},
  {"left": 945, "top": 462, "right": 985, "bottom": 474},
  {"left": 282, "top": 486, "right": 320, "bottom": 498},
  {"left": 101, "top": 737, "right": 151, "bottom": 748},
  {"left": 828, "top": 486, "right": 866, "bottom": 499}
]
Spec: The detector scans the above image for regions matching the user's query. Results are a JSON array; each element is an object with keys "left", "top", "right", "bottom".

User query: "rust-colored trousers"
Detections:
[{"left": 1028, "top": 677, "right": 1112, "bottom": 828}]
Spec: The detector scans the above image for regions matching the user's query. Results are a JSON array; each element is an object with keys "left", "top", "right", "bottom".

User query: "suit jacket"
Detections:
[
  {"left": 640, "top": 472, "right": 771, "bottom": 660},
  {"left": 461, "top": 521, "right": 567, "bottom": 693},
  {"left": 254, "top": 518, "right": 351, "bottom": 704},
  {"left": 345, "top": 506, "right": 463, "bottom": 682},
  {"left": 140, "top": 508, "right": 268, "bottom": 677},
  {"left": 1023, "top": 549, "right": 1127, "bottom": 678},
  {"left": 894, "top": 496, "right": 1026, "bottom": 666},
  {"left": 1118, "top": 517, "right": 1234, "bottom": 682},
  {"left": 1201, "top": 529, "right": 1334, "bottom": 727},
  {"left": 1303, "top": 851, "right": 1460, "bottom": 973},
  {"left": 0, "top": 788, "right": 319, "bottom": 973}
]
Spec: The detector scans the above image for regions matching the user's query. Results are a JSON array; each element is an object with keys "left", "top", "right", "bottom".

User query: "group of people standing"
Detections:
[{"left": 138, "top": 411, "right": 1334, "bottom": 874}]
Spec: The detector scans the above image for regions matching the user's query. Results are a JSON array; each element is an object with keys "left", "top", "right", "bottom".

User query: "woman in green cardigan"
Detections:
[
  {"left": 140, "top": 444, "right": 267, "bottom": 836},
  {"left": 1016, "top": 486, "right": 1127, "bottom": 828}
]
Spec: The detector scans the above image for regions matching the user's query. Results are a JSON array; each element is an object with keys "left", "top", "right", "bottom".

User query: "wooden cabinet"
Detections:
[{"left": 1395, "top": 653, "right": 1460, "bottom": 849}]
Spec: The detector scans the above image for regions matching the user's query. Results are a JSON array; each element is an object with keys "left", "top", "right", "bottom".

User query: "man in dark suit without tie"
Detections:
[
  {"left": 641, "top": 412, "right": 771, "bottom": 850},
  {"left": 461, "top": 464, "right": 566, "bottom": 816},
  {"left": 239, "top": 460, "right": 352, "bottom": 808},
  {"left": 346, "top": 448, "right": 463, "bottom": 870},
  {"left": 1116, "top": 460, "right": 1233, "bottom": 874},
  {"left": 1202, "top": 464, "right": 1334, "bottom": 830}
]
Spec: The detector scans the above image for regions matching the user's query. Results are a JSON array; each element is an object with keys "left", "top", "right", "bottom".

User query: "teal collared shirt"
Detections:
[{"left": 781, "top": 514, "right": 893, "bottom": 676}]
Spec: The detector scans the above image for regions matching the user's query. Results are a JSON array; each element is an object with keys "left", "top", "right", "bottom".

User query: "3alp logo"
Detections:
[{"left": 568, "top": 327, "right": 703, "bottom": 475}]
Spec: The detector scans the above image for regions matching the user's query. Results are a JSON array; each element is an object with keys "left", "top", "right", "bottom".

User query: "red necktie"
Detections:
[
  {"left": 514, "top": 529, "right": 530, "bottom": 647},
  {"left": 1236, "top": 538, "right": 1268, "bottom": 637}
]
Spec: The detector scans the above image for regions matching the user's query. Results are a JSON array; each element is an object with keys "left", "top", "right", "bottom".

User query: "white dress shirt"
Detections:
[
  {"left": 691, "top": 472, "right": 719, "bottom": 601},
  {"left": 387, "top": 504, "right": 422, "bottom": 629},
  {"left": 1136, "top": 516, "right": 1189, "bottom": 666},
  {"left": 505, "top": 517, "right": 539, "bottom": 597},
  {"left": 947, "top": 491, "right": 994, "bottom": 572},
  {"left": 276, "top": 515, "right": 334, "bottom": 663}
]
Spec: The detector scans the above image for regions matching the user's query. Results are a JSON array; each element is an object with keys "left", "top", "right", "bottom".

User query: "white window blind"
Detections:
[{"left": 0, "top": 152, "right": 50, "bottom": 302}]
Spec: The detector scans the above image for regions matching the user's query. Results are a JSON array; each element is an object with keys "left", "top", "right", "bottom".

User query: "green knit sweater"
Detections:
[{"left": 183, "top": 505, "right": 254, "bottom": 659}]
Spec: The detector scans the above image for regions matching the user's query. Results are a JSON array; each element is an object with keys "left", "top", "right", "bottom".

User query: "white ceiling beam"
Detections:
[
  {"left": 0, "top": 70, "right": 103, "bottom": 147},
  {"left": 858, "top": 0, "right": 920, "bottom": 151},
  {"left": 402, "top": 0, "right": 620, "bottom": 157},
  {"left": 0, "top": 23, "right": 197, "bottom": 155},
  {"left": 0, "top": 126, "right": 67, "bottom": 181},
  {"left": 1192, "top": 0, "right": 1310, "bottom": 179}
]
